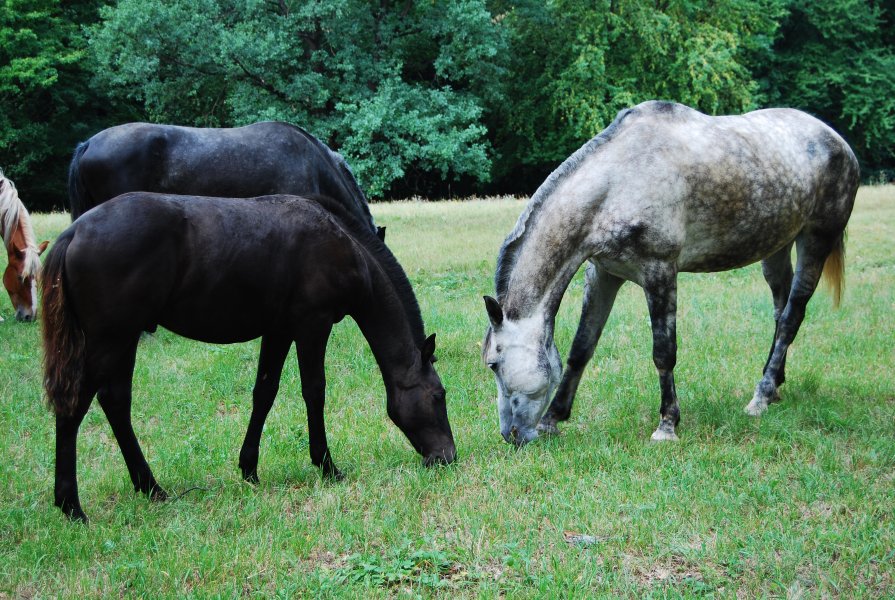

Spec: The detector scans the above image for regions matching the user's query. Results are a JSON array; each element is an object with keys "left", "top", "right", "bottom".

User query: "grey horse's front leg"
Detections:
[
  {"left": 643, "top": 263, "right": 680, "bottom": 441},
  {"left": 540, "top": 262, "right": 624, "bottom": 435}
]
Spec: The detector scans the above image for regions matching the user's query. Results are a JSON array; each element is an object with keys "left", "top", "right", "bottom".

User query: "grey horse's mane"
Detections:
[{"left": 494, "top": 107, "right": 635, "bottom": 298}]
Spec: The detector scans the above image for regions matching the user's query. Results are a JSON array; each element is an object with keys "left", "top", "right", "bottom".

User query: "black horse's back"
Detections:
[{"left": 67, "top": 121, "right": 377, "bottom": 233}]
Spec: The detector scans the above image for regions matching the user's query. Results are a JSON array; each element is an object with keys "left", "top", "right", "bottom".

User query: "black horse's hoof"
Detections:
[
  {"left": 242, "top": 469, "right": 260, "bottom": 485},
  {"left": 57, "top": 499, "right": 89, "bottom": 524},
  {"left": 321, "top": 464, "right": 345, "bottom": 482},
  {"left": 149, "top": 485, "right": 169, "bottom": 502}
]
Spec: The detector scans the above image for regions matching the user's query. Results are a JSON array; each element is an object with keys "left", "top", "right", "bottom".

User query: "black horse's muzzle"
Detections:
[{"left": 423, "top": 445, "right": 457, "bottom": 467}]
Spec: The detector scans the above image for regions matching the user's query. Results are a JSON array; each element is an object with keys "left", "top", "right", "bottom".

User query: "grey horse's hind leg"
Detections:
[
  {"left": 746, "top": 232, "right": 837, "bottom": 415},
  {"left": 642, "top": 263, "right": 680, "bottom": 441},
  {"left": 760, "top": 243, "right": 794, "bottom": 391},
  {"left": 539, "top": 262, "right": 624, "bottom": 435}
]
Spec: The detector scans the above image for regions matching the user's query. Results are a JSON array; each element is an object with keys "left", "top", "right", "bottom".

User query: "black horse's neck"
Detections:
[
  {"left": 315, "top": 195, "right": 426, "bottom": 387},
  {"left": 352, "top": 265, "right": 423, "bottom": 390}
]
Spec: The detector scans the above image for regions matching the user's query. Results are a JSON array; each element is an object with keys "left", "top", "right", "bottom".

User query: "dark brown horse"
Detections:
[
  {"left": 68, "top": 121, "right": 382, "bottom": 238},
  {"left": 42, "top": 193, "right": 455, "bottom": 522},
  {"left": 1, "top": 171, "right": 48, "bottom": 322}
]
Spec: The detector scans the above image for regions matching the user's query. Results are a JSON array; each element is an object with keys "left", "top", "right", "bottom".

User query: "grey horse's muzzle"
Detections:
[{"left": 501, "top": 423, "right": 539, "bottom": 446}]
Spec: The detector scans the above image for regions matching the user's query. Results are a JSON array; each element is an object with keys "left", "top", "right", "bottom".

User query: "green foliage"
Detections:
[
  {"left": 88, "top": 0, "right": 505, "bottom": 197},
  {"left": 491, "top": 0, "right": 785, "bottom": 184},
  {"left": 0, "top": 0, "right": 135, "bottom": 209},
  {"left": 766, "top": 0, "right": 895, "bottom": 176},
  {"left": 1, "top": 0, "right": 893, "bottom": 206}
]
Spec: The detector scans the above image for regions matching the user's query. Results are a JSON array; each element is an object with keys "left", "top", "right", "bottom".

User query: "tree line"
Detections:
[{"left": 2, "top": 0, "right": 894, "bottom": 211}]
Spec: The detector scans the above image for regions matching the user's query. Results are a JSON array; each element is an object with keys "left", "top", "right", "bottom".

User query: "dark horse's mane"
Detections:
[
  {"left": 302, "top": 194, "right": 426, "bottom": 347},
  {"left": 279, "top": 123, "right": 375, "bottom": 230}
]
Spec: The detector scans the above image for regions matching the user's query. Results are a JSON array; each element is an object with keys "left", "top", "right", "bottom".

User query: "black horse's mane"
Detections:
[
  {"left": 302, "top": 194, "right": 426, "bottom": 347},
  {"left": 280, "top": 123, "right": 375, "bottom": 232}
]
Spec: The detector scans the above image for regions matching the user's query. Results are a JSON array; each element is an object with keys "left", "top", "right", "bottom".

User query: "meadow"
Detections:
[{"left": 1, "top": 187, "right": 893, "bottom": 598}]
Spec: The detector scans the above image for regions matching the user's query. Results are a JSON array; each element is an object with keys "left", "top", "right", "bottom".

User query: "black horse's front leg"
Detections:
[
  {"left": 294, "top": 321, "right": 343, "bottom": 480},
  {"left": 239, "top": 335, "right": 292, "bottom": 484},
  {"left": 541, "top": 262, "right": 624, "bottom": 434},
  {"left": 643, "top": 264, "right": 680, "bottom": 441}
]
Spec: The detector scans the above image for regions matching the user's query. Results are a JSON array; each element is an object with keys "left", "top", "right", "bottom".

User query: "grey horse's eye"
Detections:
[{"left": 487, "top": 362, "right": 498, "bottom": 371}]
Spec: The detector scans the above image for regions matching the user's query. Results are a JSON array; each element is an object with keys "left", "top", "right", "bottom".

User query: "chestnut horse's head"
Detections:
[{"left": 1, "top": 173, "right": 48, "bottom": 322}]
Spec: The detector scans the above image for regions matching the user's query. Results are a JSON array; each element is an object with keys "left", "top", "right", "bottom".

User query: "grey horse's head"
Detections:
[{"left": 482, "top": 296, "right": 561, "bottom": 445}]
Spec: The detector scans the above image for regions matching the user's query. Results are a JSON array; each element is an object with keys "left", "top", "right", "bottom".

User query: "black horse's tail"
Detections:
[
  {"left": 68, "top": 142, "right": 91, "bottom": 220},
  {"left": 41, "top": 228, "right": 85, "bottom": 416}
]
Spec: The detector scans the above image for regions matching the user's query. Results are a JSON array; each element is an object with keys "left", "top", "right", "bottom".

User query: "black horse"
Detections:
[
  {"left": 41, "top": 193, "right": 455, "bottom": 522},
  {"left": 68, "top": 121, "right": 382, "bottom": 238}
]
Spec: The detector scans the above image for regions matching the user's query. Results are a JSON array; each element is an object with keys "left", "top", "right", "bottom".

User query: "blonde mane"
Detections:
[{"left": 0, "top": 170, "right": 42, "bottom": 278}]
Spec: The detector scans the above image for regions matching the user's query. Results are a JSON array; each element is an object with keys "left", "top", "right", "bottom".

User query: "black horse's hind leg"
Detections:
[
  {"left": 54, "top": 386, "right": 96, "bottom": 523},
  {"left": 760, "top": 243, "right": 794, "bottom": 390},
  {"left": 96, "top": 342, "right": 167, "bottom": 501},
  {"left": 294, "top": 321, "right": 342, "bottom": 480},
  {"left": 643, "top": 263, "right": 680, "bottom": 441},
  {"left": 540, "top": 262, "right": 624, "bottom": 435},
  {"left": 746, "top": 232, "right": 837, "bottom": 415},
  {"left": 239, "top": 335, "right": 292, "bottom": 483}
]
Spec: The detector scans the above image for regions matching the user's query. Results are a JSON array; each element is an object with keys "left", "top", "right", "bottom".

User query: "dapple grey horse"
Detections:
[{"left": 483, "top": 100, "right": 859, "bottom": 444}]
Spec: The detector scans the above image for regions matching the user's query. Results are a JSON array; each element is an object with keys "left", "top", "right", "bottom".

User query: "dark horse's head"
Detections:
[{"left": 387, "top": 333, "right": 456, "bottom": 466}]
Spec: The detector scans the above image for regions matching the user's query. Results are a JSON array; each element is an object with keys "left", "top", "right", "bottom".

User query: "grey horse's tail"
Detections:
[
  {"left": 67, "top": 142, "right": 91, "bottom": 221},
  {"left": 41, "top": 228, "right": 86, "bottom": 416},
  {"left": 822, "top": 232, "right": 846, "bottom": 308}
]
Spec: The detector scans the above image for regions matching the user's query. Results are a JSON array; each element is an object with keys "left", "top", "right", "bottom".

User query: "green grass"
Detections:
[{"left": 1, "top": 189, "right": 893, "bottom": 598}]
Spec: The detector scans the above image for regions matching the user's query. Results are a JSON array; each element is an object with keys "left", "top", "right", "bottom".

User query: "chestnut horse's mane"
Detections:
[{"left": 0, "top": 170, "right": 41, "bottom": 278}]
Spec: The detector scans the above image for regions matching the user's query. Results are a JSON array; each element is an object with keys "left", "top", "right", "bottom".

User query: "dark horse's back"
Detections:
[
  {"left": 67, "top": 122, "right": 376, "bottom": 233},
  {"left": 49, "top": 193, "right": 369, "bottom": 349}
]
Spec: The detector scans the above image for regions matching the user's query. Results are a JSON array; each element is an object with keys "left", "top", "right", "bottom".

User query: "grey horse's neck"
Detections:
[{"left": 494, "top": 108, "right": 634, "bottom": 322}]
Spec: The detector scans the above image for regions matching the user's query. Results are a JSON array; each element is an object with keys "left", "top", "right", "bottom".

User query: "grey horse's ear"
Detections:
[
  {"left": 421, "top": 333, "right": 437, "bottom": 363},
  {"left": 483, "top": 296, "right": 503, "bottom": 327}
]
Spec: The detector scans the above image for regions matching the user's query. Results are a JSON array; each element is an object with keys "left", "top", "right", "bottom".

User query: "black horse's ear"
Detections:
[
  {"left": 421, "top": 333, "right": 437, "bottom": 363},
  {"left": 376, "top": 226, "right": 386, "bottom": 241},
  {"left": 483, "top": 296, "right": 503, "bottom": 327}
]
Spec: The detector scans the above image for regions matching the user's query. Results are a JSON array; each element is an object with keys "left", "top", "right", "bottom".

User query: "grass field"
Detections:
[{"left": 1, "top": 187, "right": 893, "bottom": 597}]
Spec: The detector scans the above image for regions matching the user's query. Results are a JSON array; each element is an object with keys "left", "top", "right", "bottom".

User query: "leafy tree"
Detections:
[
  {"left": 0, "top": 0, "right": 132, "bottom": 210},
  {"left": 490, "top": 0, "right": 784, "bottom": 193},
  {"left": 765, "top": 0, "right": 895, "bottom": 178},
  {"left": 89, "top": 0, "right": 507, "bottom": 198}
]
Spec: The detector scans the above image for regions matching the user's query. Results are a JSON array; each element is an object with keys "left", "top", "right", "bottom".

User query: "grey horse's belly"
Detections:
[{"left": 676, "top": 199, "right": 806, "bottom": 272}]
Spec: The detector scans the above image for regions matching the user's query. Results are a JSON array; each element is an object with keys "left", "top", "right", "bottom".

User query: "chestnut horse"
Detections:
[
  {"left": 42, "top": 193, "right": 455, "bottom": 522},
  {"left": 0, "top": 170, "right": 48, "bottom": 322}
]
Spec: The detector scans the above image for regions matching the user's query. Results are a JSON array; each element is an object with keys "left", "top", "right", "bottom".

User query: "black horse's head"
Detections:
[{"left": 387, "top": 333, "right": 456, "bottom": 466}]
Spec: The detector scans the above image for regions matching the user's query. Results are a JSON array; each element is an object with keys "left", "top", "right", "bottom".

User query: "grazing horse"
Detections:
[
  {"left": 0, "top": 171, "right": 49, "bottom": 322},
  {"left": 483, "top": 101, "right": 859, "bottom": 445},
  {"left": 41, "top": 193, "right": 455, "bottom": 522},
  {"left": 68, "top": 121, "right": 382, "bottom": 238}
]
